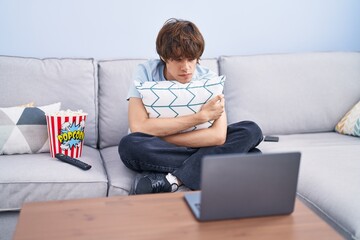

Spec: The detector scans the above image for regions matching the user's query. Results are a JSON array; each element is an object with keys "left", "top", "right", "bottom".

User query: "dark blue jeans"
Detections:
[{"left": 118, "top": 121, "right": 263, "bottom": 190}]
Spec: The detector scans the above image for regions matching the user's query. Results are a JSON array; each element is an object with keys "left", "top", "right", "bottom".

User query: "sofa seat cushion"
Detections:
[
  {"left": 101, "top": 146, "right": 191, "bottom": 196},
  {"left": 259, "top": 132, "right": 359, "bottom": 151},
  {"left": 259, "top": 132, "right": 360, "bottom": 239},
  {"left": 0, "top": 146, "right": 108, "bottom": 211},
  {"left": 0, "top": 211, "right": 18, "bottom": 240},
  {"left": 100, "top": 146, "right": 136, "bottom": 196}
]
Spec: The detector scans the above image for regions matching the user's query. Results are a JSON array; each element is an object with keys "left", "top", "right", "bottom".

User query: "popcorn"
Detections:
[
  {"left": 46, "top": 109, "right": 87, "bottom": 116},
  {"left": 45, "top": 109, "right": 88, "bottom": 158}
]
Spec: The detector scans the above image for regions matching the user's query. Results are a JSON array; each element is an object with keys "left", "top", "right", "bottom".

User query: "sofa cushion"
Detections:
[
  {"left": 220, "top": 52, "right": 360, "bottom": 135},
  {"left": 98, "top": 59, "right": 145, "bottom": 149},
  {"left": 135, "top": 76, "right": 225, "bottom": 132},
  {"left": 0, "top": 211, "right": 18, "bottom": 240},
  {"left": 100, "top": 146, "right": 191, "bottom": 196},
  {"left": 335, "top": 100, "right": 360, "bottom": 137},
  {"left": 100, "top": 146, "right": 136, "bottom": 196},
  {"left": 0, "top": 102, "right": 61, "bottom": 155},
  {"left": 258, "top": 132, "right": 360, "bottom": 239},
  {"left": 0, "top": 56, "right": 98, "bottom": 148},
  {"left": 97, "top": 58, "right": 219, "bottom": 149},
  {"left": 0, "top": 146, "right": 108, "bottom": 211}
]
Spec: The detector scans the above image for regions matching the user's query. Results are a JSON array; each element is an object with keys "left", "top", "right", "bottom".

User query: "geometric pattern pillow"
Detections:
[
  {"left": 0, "top": 102, "right": 61, "bottom": 155},
  {"left": 335, "top": 100, "right": 360, "bottom": 137},
  {"left": 135, "top": 76, "right": 225, "bottom": 132}
]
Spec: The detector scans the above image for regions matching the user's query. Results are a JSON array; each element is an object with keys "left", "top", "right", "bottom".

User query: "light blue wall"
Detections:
[{"left": 0, "top": 0, "right": 359, "bottom": 59}]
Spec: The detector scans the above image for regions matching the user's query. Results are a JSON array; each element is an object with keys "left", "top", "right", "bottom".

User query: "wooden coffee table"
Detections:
[{"left": 14, "top": 192, "right": 341, "bottom": 240}]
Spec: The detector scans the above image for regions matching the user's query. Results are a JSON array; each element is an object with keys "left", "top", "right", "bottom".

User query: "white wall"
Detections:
[{"left": 0, "top": 0, "right": 359, "bottom": 59}]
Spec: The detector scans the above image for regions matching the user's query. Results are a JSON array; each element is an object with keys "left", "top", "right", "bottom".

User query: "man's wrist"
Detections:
[{"left": 194, "top": 111, "right": 207, "bottom": 124}]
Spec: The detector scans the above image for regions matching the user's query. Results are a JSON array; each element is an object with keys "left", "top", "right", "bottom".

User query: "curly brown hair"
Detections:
[{"left": 156, "top": 18, "right": 205, "bottom": 63}]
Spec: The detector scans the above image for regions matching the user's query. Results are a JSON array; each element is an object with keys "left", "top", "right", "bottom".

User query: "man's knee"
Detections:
[
  {"left": 230, "top": 121, "right": 263, "bottom": 143},
  {"left": 119, "top": 134, "right": 131, "bottom": 155},
  {"left": 245, "top": 121, "right": 262, "bottom": 137},
  {"left": 244, "top": 121, "right": 263, "bottom": 143}
]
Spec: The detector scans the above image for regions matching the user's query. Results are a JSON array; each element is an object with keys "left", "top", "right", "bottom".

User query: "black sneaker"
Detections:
[{"left": 130, "top": 172, "right": 174, "bottom": 195}]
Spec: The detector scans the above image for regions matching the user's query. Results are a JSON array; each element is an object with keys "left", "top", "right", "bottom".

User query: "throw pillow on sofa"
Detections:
[
  {"left": 135, "top": 76, "right": 225, "bottom": 132},
  {"left": 335, "top": 100, "right": 360, "bottom": 137},
  {"left": 0, "top": 102, "right": 61, "bottom": 155}
]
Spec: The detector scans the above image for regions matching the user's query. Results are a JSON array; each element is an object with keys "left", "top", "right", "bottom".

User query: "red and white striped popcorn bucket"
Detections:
[{"left": 45, "top": 112, "right": 88, "bottom": 158}]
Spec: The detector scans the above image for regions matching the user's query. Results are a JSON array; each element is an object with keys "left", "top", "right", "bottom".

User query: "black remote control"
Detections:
[
  {"left": 55, "top": 153, "right": 92, "bottom": 170},
  {"left": 264, "top": 135, "right": 279, "bottom": 142}
]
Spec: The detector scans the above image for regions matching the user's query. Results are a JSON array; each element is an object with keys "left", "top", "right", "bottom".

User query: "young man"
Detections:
[{"left": 119, "top": 18, "right": 263, "bottom": 194}]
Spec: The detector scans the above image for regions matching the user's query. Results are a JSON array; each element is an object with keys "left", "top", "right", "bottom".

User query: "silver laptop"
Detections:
[{"left": 184, "top": 152, "right": 301, "bottom": 221}]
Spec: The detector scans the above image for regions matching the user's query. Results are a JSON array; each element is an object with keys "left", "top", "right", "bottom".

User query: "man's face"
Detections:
[{"left": 164, "top": 58, "right": 197, "bottom": 83}]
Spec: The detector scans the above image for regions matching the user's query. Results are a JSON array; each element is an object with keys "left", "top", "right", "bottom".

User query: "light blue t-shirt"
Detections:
[{"left": 127, "top": 59, "right": 217, "bottom": 99}]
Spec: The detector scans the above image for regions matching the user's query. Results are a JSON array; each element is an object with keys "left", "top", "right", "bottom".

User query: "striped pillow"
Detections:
[{"left": 335, "top": 101, "right": 360, "bottom": 137}]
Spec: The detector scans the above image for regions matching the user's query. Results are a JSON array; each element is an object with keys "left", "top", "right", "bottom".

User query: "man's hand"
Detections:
[{"left": 198, "top": 94, "right": 225, "bottom": 122}]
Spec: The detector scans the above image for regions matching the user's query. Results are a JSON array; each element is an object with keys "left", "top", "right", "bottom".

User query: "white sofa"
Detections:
[
  {"left": 219, "top": 53, "right": 360, "bottom": 239},
  {"left": 0, "top": 52, "right": 359, "bottom": 240}
]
